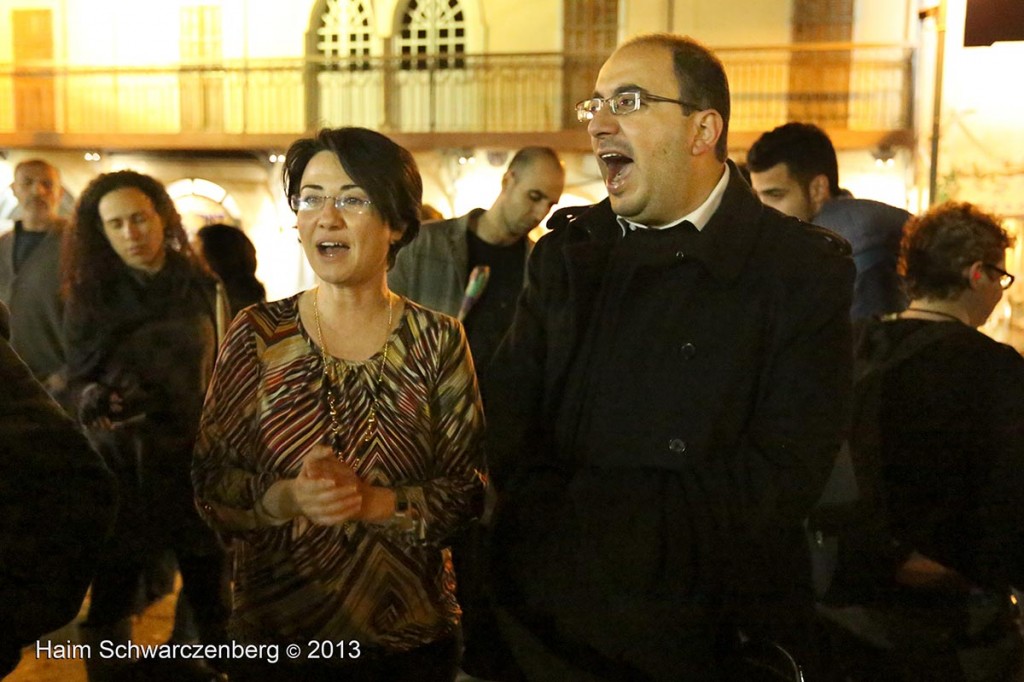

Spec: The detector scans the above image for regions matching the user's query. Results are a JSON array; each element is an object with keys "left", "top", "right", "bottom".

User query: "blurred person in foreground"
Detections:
[
  {"left": 195, "top": 222, "right": 267, "bottom": 317},
  {"left": 0, "top": 300, "right": 117, "bottom": 677},
  {"left": 747, "top": 122, "right": 910, "bottom": 320},
  {"left": 829, "top": 201, "right": 1024, "bottom": 681},
  {"left": 192, "top": 127, "right": 485, "bottom": 682},
  {"left": 63, "top": 170, "right": 230, "bottom": 681},
  {"left": 0, "top": 159, "right": 70, "bottom": 401},
  {"left": 483, "top": 33, "right": 854, "bottom": 680}
]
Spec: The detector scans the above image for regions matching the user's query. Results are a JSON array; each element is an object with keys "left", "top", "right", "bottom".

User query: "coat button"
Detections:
[
  {"left": 680, "top": 342, "right": 696, "bottom": 359},
  {"left": 668, "top": 438, "right": 687, "bottom": 454}
]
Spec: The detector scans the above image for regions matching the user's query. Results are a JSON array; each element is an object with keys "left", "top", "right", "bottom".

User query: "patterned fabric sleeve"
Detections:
[
  {"left": 399, "top": 315, "right": 486, "bottom": 546},
  {"left": 192, "top": 306, "right": 278, "bottom": 534}
]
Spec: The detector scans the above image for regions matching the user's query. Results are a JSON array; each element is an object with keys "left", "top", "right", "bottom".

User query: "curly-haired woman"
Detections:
[
  {"left": 63, "top": 170, "right": 229, "bottom": 681},
  {"left": 833, "top": 202, "right": 1024, "bottom": 682}
]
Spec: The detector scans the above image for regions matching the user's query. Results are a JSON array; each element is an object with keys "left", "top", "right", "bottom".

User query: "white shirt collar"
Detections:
[{"left": 617, "top": 163, "right": 730, "bottom": 234}]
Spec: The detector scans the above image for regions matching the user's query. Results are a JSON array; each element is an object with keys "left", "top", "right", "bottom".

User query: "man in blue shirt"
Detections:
[{"left": 748, "top": 122, "right": 910, "bottom": 319}]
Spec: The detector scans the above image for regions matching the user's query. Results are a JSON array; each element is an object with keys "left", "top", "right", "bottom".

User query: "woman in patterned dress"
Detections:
[{"left": 192, "top": 127, "right": 486, "bottom": 682}]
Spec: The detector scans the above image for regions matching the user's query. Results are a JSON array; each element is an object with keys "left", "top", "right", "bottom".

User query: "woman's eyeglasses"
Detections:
[
  {"left": 289, "top": 194, "right": 373, "bottom": 215},
  {"left": 983, "top": 264, "right": 1015, "bottom": 290}
]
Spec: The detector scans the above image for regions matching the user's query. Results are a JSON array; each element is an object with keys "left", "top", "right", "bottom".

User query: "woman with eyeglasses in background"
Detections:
[
  {"left": 192, "top": 127, "right": 485, "bottom": 682},
  {"left": 827, "top": 201, "right": 1024, "bottom": 682},
  {"left": 63, "top": 170, "right": 230, "bottom": 682}
]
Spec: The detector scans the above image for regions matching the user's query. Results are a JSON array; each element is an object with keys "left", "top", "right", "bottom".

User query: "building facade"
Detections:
[{"left": 0, "top": 0, "right": 935, "bottom": 300}]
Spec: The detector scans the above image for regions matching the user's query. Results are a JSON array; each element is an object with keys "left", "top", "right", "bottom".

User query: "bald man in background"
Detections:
[
  {"left": 389, "top": 146, "right": 565, "bottom": 377},
  {"left": 0, "top": 159, "right": 69, "bottom": 401}
]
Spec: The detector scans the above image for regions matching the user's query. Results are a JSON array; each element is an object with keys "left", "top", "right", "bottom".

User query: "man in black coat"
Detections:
[
  {"left": 0, "top": 301, "right": 117, "bottom": 676},
  {"left": 484, "top": 34, "right": 854, "bottom": 681}
]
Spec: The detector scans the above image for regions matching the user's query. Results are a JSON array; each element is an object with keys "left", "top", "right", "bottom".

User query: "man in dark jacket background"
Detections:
[
  {"left": 484, "top": 34, "right": 854, "bottom": 681},
  {"left": 0, "top": 300, "right": 117, "bottom": 676},
  {"left": 389, "top": 146, "right": 564, "bottom": 377}
]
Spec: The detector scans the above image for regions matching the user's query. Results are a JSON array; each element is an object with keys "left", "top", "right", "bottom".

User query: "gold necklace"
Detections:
[{"left": 313, "top": 288, "right": 394, "bottom": 455}]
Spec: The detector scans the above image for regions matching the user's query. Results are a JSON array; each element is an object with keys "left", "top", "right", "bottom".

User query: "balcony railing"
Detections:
[{"left": 0, "top": 43, "right": 913, "bottom": 148}]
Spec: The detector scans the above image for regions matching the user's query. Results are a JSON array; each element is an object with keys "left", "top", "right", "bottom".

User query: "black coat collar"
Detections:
[{"left": 556, "top": 160, "right": 765, "bottom": 284}]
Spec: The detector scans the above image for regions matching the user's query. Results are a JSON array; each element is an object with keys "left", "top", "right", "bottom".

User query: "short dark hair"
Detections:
[
  {"left": 63, "top": 170, "right": 195, "bottom": 305},
  {"left": 620, "top": 34, "right": 731, "bottom": 162},
  {"left": 283, "top": 127, "right": 422, "bottom": 269},
  {"left": 901, "top": 201, "right": 1012, "bottom": 300},
  {"left": 197, "top": 223, "right": 266, "bottom": 312},
  {"left": 197, "top": 223, "right": 257, "bottom": 277},
  {"left": 747, "top": 122, "right": 840, "bottom": 196},
  {"left": 506, "top": 146, "right": 563, "bottom": 176}
]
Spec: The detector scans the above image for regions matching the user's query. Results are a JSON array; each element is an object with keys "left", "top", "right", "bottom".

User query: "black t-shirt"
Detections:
[
  {"left": 462, "top": 230, "right": 526, "bottom": 377},
  {"left": 12, "top": 224, "right": 47, "bottom": 272}
]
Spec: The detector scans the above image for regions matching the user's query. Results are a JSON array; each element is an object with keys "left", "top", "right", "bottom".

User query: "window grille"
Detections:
[
  {"left": 397, "top": 0, "right": 466, "bottom": 71},
  {"left": 318, "top": 0, "right": 375, "bottom": 70}
]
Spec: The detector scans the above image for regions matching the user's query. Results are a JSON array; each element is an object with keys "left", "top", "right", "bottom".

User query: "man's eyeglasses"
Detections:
[
  {"left": 289, "top": 194, "right": 373, "bottom": 215},
  {"left": 575, "top": 91, "right": 701, "bottom": 123},
  {"left": 983, "top": 264, "right": 1015, "bottom": 290}
]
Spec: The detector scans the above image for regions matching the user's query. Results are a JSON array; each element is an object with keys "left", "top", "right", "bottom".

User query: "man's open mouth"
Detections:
[{"left": 600, "top": 152, "right": 634, "bottom": 192}]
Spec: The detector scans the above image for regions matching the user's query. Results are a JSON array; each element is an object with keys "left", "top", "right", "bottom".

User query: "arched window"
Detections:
[
  {"left": 317, "top": 0, "right": 375, "bottom": 69},
  {"left": 311, "top": 0, "right": 382, "bottom": 128},
  {"left": 397, "top": 0, "right": 465, "bottom": 70},
  {"left": 166, "top": 178, "right": 242, "bottom": 234}
]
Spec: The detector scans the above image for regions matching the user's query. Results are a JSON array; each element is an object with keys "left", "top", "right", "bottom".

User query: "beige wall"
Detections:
[
  {"left": 65, "top": 1, "right": 179, "bottom": 65},
  {"left": 622, "top": 0, "right": 911, "bottom": 49},
  {"left": 235, "top": 1, "right": 314, "bottom": 59},
  {"left": 0, "top": 0, "right": 315, "bottom": 66},
  {"left": 620, "top": 0, "right": 792, "bottom": 46},
  {"left": 853, "top": 0, "right": 914, "bottom": 44},
  {"left": 677, "top": 0, "right": 792, "bottom": 46},
  {"left": 476, "top": 0, "right": 559, "bottom": 53}
]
